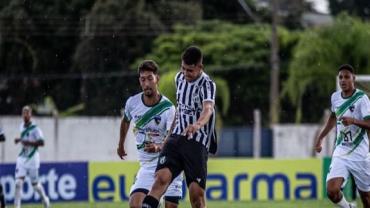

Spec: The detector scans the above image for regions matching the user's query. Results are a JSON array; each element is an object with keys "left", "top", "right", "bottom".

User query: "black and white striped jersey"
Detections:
[{"left": 172, "top": 71, "right": 217, "bottom": 151}]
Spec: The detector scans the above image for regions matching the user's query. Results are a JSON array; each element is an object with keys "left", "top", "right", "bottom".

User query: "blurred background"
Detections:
[{"left": 1, "top": 0, "right": 370, "bottom": 207}]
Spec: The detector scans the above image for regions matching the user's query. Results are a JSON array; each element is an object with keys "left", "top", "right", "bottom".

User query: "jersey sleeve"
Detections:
[
  {"left": 200, "top": 80, "right": 216, "bottom": 103},
  {"left": 174, "top": 72, "right": 181, "bottom": 88},
  {"left": 34, "top": 126, "right": 44, "bottom": 141},
  {"left": 165, "top": 106, "right": 176, "bottom": 132},
  {"left": 360, "top": 95, "right": 370, "bottom": 120},
  {"left": 123, "top": 97, "right": 132, "bottom": 122},
  {"left": 330, "top": 93, "right": 335, "bottom": 113}
]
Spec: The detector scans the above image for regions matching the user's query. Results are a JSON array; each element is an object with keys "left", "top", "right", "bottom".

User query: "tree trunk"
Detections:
[{"left": 269, "top": 0, "right": 280, "bottom": 126}]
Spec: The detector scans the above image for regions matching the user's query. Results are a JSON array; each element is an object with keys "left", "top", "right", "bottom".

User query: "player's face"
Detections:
[
  {"left": 338, "top": 69, "right": 355, "bottom": 92},
  {"left": 139, "top": 71, "right": 159, "bottom": 97},
  {"left": 181, "top": 61, "right": 202, "bottom": 82},
  {"left": 22, "top": 109, "right": 32, "bottom": 123}
]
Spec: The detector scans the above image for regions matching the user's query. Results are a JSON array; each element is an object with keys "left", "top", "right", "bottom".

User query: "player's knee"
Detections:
[
  {"left": 326, "top": 186, "right": 341, "bottom": 200},
  {"left": 128, "top": 201, "right": 141, "bottom": 208},
  {"left": 15, "top": 178, "right": 24, "bottom": 189},
  {"left": 189, "top": 190, "right": 204, "bottom": 207},
  {"left": 155, "top": 173, "right": 171, "bottom": 187},
  {"left": 165, "top": 202, "right": 178, "bottom": 208},
  {"left": 190, "top": 197, "right": 203, "bottom": 208}
]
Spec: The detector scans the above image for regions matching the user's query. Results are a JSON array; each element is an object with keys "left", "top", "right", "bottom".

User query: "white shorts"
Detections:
[
  {"left": 15, "top": 163, "right": 39, "bottom": 183},
  {"left": 326, "top": 156, "right": 370, "bottom": 192},
  {"left": 130, "top": 165, "right": 183, "bottom": 197}
]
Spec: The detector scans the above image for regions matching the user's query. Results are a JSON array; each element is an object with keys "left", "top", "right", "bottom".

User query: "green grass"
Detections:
[{"left": 19, "top": 199, "right": 362, "bottom": 208}]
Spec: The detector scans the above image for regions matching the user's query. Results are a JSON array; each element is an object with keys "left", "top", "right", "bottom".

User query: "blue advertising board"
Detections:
[{"left": 0, "top": 162, "right": 88, "bottom": 203}]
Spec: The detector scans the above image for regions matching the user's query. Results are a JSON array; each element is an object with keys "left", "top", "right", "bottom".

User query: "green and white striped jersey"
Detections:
[
  {"left": 331, "top": 89, "right": 370, "bottom": 160},
  {"left": 124, "top": 93, "right": 175, "bottom": 166},
  {"left": 18, "top": 121, "right": 44, "bottom": 159}
]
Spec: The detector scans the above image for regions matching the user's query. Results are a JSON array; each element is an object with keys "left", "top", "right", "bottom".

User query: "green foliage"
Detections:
[
  {"left": 136, "top": 20, "right": 298, "bottom": 125},
  {"left": 284, "top": 14, "right": 370, "bottom": 122}
]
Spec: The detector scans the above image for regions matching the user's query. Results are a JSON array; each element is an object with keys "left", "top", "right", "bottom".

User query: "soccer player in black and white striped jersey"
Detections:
[{"left": 142, "top": 46, "right": 217, "bottom": 208}]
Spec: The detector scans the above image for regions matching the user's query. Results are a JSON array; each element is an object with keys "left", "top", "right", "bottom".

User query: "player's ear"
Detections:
[
  {"left": 200, "top": 63, "right": 204, "bottom": 69},
  {"left": 352, "top": 74, "right": 356, "bottom": 81},
  {"left": 156, "top": 74, "right": 160, "bottom": 82}
]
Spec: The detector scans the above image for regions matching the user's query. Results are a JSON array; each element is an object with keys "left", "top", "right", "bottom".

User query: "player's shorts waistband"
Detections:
[{"left": 170, "top": 134, "right": 187, "bottom": 139}]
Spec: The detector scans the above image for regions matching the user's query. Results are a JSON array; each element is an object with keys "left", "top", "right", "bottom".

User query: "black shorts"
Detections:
[{"left": 156, "top": 134, "right": 208, "bottom": 189}]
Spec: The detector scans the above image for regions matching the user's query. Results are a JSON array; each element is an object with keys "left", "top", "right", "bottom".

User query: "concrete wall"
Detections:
[
  {"left": 272, "top": 124, "right": 335, "bottom": 159},
  {"left": 0, "top": 116, "right": 335, "bottom": 162},
  {"left": 0, "top": 116, "right": 138, "bottom": 163}
]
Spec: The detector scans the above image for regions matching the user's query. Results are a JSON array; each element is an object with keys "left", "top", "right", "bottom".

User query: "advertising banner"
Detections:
[
  {"left": 0, "top": 162, "right": 88, "bottom": 203},
  {"left": 1, "top": 159, "right": 323, "bottom": 203},
  {"left": 206, "top": 159, "right": 322, "bottom": 201},
  {"left": 88, "top": 161, "right": 140, "bottom": 202}
]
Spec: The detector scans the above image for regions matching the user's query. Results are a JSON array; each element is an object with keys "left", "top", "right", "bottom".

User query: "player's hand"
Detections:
[
  {"left": 182, "top": 123, "right": 201, "bottom": 139},
  {"left": 314, "top": 139, "right": 322, "bottom": 153},
  {"left": 117, "top": 145, "right": 127, "bottom": 159},
  {"left": 144, "top": 143, "right": 160, "bottom": 153},
  {"left": 340, "top": 116, "right": 355, "bottom": 126},
  {"left": 14, "top": 138, "right": 21, "bottom": 144}
]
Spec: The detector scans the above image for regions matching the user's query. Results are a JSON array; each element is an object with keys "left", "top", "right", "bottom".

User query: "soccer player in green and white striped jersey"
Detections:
[
  {"left": 315, "top": 64, "right": 370, "bottom": 208},
  {"left": 14, "top": 106, "right": 50, "bottom": 208}
]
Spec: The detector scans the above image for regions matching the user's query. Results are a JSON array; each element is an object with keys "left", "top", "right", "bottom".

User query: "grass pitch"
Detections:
[{"left": 19, "top": 199, "right": 356, "bottom": 208}]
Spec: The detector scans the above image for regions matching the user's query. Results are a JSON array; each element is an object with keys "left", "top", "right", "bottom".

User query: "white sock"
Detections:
[
  {"left": 33, "top": 182, "right": 48, "bottom": 202},
  {"left": 14, "top": 179, "right": 24, "bottom": 208},
  {"left": 336, "top": 195, "right": 350, "bottom": 208}
]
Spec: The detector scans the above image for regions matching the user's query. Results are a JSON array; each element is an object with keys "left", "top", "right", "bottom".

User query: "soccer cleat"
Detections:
[{"left": 43, "top": 196, "right": 50, "bottom": 208}]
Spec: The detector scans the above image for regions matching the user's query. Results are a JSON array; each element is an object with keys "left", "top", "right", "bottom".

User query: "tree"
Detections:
[
  {"left": 135, "top": 21, "right": 297, "bottom": 125},
  {"left": 284, "top": 14, "right": 370, "bottom": 123},
  {"left": 72, "top": 0, "right": 203, "bottom": 115},
  {"left": 0, "top": 0, "right": 95, "bottom": 114}
]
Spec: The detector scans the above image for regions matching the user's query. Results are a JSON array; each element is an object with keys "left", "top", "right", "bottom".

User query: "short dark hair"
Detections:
[
  {"left": 138, "top": 60, "right": 159, "bottom": 74},
  {"left": 181, "top": 46, "right": 203, "bottom": 65},
  {"left": 338, "top": 64, "right": 354, "bottom": 74}
]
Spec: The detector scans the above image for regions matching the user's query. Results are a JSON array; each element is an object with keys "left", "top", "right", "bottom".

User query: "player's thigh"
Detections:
[
  {"left": 358, "top": 190, "right": 370, "bottom": 206},
  {"left": 182, "top": 140, "right": 208, "bottom": 189},
  {"left": 349, "top": 158, "right": 370, "bottom": 192},
  {"left": 156, "top": 136, "right": 183, "bottom": 180},
  {"left": 15, "top": 163, "right": 27, "bottom": 179},
  {"left": 130, "top": 167, "right": 155, "bottom": 195},
  {"left": 326, "top": 158, "right": 349, "bottom": 191},
  {"left": 28, "top": 168, "right": 40, "bottom": 184}
]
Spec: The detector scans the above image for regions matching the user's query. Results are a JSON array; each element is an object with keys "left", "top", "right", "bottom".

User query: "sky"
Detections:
[{"left": 308, "top": 0, "right": 329, "bottom": 14}]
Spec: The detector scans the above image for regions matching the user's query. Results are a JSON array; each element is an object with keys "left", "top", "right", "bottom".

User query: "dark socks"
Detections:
[
  {"left": 0, "top": 184, "right": 5, "bottom": 208},
  {"left": 142, "top": 195, "right": 159, "bottom": 208}
]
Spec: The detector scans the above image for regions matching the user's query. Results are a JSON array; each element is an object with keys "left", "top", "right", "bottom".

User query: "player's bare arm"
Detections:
[
  {"left": 340, "top": 116, "right": 370, "bottom": 130},
  {"left": 183, "top": 100, "right": 214, "bottom": 138},
  {"left": 315, "top": 113, "right": 336, "bottom": 153},
  {"left": 144, "top": 143, "right": 162, "bottom": 153},
  {"left": 14, "top": 137, "right": 21, "bottom": 144},
  {"left": 21, "top": 140, "right": 44, "bottom": 147},
  {"left": 117, "top": 117, "right": 130, "bottom": 159}
]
